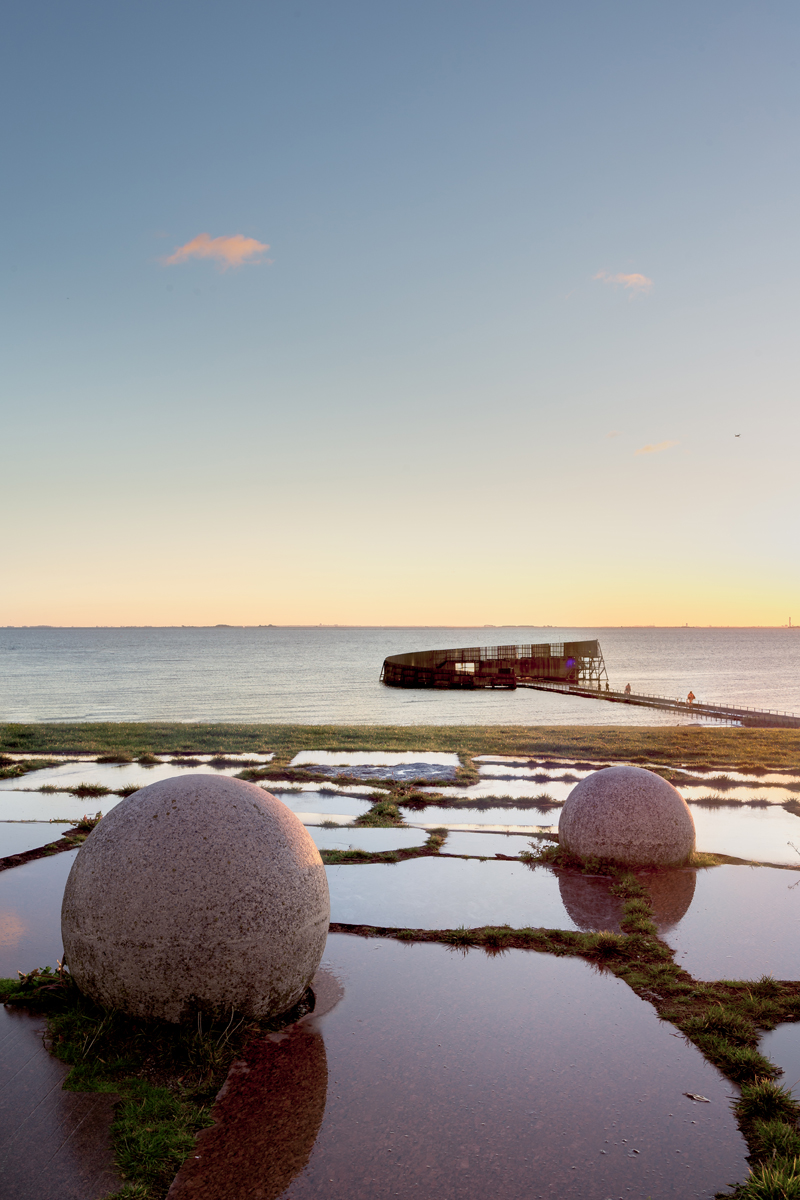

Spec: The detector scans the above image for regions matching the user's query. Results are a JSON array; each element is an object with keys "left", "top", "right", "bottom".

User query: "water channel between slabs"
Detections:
[{"left": 171, "top": 934, "right": 747, "bottom": 1200}]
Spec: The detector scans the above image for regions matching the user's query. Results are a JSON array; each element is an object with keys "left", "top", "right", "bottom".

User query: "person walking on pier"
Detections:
[
  {"left": 624, "top": 683, "right": 631, "bottom": 697},
  {"left": 687, "top": 691, "right": 696, "bottom": 706}
]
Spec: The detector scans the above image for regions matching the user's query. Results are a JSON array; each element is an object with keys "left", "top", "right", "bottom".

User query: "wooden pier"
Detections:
[
  {"left": 516, "top": 680, "right": 800, "bottom": 729},
  {"left": 380, "top": 641, "right": 800, "bottom": 729}
]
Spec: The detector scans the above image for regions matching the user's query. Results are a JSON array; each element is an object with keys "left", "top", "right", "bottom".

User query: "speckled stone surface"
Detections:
[
  {"left": 61, "top": 775, "right": 329, "bottom": 1022},
  {"left": 558, "top": 766, "right": 696, "bottom": 866}
]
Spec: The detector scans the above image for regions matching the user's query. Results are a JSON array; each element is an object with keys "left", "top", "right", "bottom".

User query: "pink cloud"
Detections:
[
  {"left": 163, "top": 232, "right": 269, "bottom": 270},
  {"left": 594, "top": 269, "right": 653, "bottom": 296},
  {"left": 635, "top": 440, "right": 679, "bottom": 456}
]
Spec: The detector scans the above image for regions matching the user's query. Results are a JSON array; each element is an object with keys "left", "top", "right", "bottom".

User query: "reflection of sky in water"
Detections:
[
  {"left": 420, "top": 781, "right": 573, "bottom": 802},
  {"left": 690, "top": 804, "right": 800, "bottom": 865},
  {"left": 0, "top": 762, "right": 247, "bottom": 791},
  {"left": 254, "top": 934, "right": 747, "bottom": 1200},
  {"left": 680, "top": 785, "right": 793, "bottom": 805},
  {"left": 0, "top": 823, "right": 69, "bottom": 858},
  {"left": 760, "top": 1024, "right": 800, "bottom": 1099},
  {"left": 307, "top": 827, "right": 426, "bottom": 852},
  {"left": 0, "top": 850, "right": 78, "bottom": 976},
  {"left": 404, "top": 805, "right": 559, "bottom": 827},
  {"left": 0, "top": 792, "right": 123, "bottom": 822},
  {"left": 665, "top": 866, "right": 800, "bottom": 980},
  {"left": 292, "top": 751, "right": 460, "bottom": 766},
  {"left": 441, "top": 831, "right": 544, "bottom": 857},
  {"left": 328, "top": 857, "right": 578, "bottom": 930},
  {"left": 272, "top": 792, "right": 371, "bottom": 818}
]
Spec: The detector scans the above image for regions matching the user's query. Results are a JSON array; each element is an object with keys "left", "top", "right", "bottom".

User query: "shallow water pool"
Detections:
[
  {"left": 170, "top": 934, "right": 747, "bottom": 1200},
  {"left": 665, "top": 865, "right": 800, "bottom": 980}
]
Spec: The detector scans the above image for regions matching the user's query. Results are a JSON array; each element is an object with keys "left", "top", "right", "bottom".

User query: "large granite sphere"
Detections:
[
  {"left": 61, "top": 774, "right": 330, "bottom": 1023},
  {"left": 558, "top": 766, "right": 695, "bottom": 867}
]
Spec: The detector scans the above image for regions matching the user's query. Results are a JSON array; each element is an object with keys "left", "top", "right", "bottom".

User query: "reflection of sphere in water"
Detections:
[
  {"left": 558, "top": 868, "right": 696, "bottom": 933},
  {"left": 62, "top": 775, "right": 330, "bottom": 1021},
  {"left": 169, "top": 1021, "right": 329, "bottom": 1200},
  {"left": 646, "top": 869, "right": 696, "bottom": 931},
  {"left": 558, "top": 873, "right": 623, "bottom": 932},
  {"left": 559, "top": 766, "right": 695, "bottom": 867}
]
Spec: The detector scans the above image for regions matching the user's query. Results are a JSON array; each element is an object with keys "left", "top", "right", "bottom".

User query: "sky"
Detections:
[{"left": 2, "top": 0, "right": 799, "bottom": 627}]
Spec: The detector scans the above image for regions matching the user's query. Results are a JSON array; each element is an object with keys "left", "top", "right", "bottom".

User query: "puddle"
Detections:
[
  {"left": 271, "top": 792, "right": 373, "bottom": 818},
  {"left": 690, "top": 804, "right": 800, "bottom": 865},
  {"left": 760, "top": 1024, "right": 800, "bottom": 1098},
  {"left": 441, "top": 831, "right": 545, "bottom": 857},
  {"left": 290, "top": 752, "right": 459, "bottom": 781},
  {"left": 402, "top": 804, "right": 560, "bottom": 826},
  {"left": 173, "top": 933, "right": 745, "bottom": 1200},
  {"left": 477, "top": 764, "right": 589, "bottom": 782},
  {"left": 0, "top": 762, "right": 248, "bottom": 792},
  {"left": 420, "top": 781, "right": 573, "bottom": 802},
  {"left": 291, "top": 751, "right": 460, "bottom": 767},
  {"left": 0, "top": 1005, "right": 122, "bottom": 1198},
  {"left": 558, "top": 870, "right": 696, "bottom": 935},
  {"left": 307, "top": 827, "right": 428, "bottom": 852},
  {"left": 308, "top": 763, "right": 457, "bottom": 781},
  {"left": 327, "top": 856, "right": 580, "bottom": 929},
  {"left": 0, "top": 823, "right": 70, "bottom": 859},
  {"left": 665, "top": 866, "right": 800, "bottom": 980},
  {"left": 0, "top": 850, "right": 78, "bottom": 977},
  {"left": 0, "top": 792, "right": 123, "bottom": 823},
  {"left": 681, "top": 785, "right": 793, "bottom": 805}
]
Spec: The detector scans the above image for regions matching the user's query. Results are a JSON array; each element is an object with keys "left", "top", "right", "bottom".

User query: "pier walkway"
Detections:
[
  {"left": 380, "top": 640, "right": 800, "bottom": 729},
  {"left": 515, "top": 680, "right": 800, "bottom": 729}
]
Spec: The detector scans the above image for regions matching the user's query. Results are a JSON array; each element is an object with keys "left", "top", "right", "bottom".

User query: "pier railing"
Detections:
[{"left": 380, "top": 641, "right": 800, "bottom": 729}]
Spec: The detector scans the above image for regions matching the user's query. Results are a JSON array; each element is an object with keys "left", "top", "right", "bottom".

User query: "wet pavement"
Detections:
[
  {"left": 0, "top": 1005, "right": 121, "bottom": 1199},
  {"left": 327, "top": 857, "right": 582, "bottom": 930},
  {"left": 2, "top": 750, "right": 798, "bottom": 1198},
  {"left": 169, "top": 934, "right": 747, "bottom": 1200},
  {"left": 689, "top": 803, "right": 800, "bottom": 864},
  {"left": 0, "top": 851, "right": 77, "bottom": 977},
  {"left": 307, "top": 827, "right": 429, "bottom": 852},
  {"left": 665, "top": 865, "right": 800, "bottom": 980},
  {"left": 0, "top": 824, "right": 70, "bottom": 859},
  {"left": 760, "top": 1022, "right": 800, "bottom": 1098},
  {"left": 0, "top": 761, "right": 248, "bottom": 792}
]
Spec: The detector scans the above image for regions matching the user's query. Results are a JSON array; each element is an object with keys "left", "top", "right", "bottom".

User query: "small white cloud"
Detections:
[
  {"left": 594, "top": 270, "right": 653, "bottom": 296},
  {"left": 163, "top": 232, "right": 269, "bottom": 270},
  {"left": 635, "top": 440, "right": 679, "bottom": 456}
]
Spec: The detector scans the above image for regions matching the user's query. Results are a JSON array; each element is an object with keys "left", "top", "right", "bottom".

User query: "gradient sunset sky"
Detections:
[{"left": 3, "top": 1, "right": 799, "bottom": 627}]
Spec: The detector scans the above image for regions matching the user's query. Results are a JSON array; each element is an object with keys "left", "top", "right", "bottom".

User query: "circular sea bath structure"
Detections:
[
  {"left": 61, "top": 774, "right": 330, "bottom": 1023},
  {"left": 558, "top": 765, "right": 696, "bottom": 867}
]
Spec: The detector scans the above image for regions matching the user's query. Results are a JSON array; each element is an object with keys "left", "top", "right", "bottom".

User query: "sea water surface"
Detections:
[{"left": 1, "top": 626, "right": 799, "bottom": 725}]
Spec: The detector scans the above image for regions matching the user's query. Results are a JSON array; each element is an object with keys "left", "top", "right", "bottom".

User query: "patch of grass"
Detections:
[
  {"left": 353, "top": 800, "right": 405, "bottom": 827},
  {"left": 442, "top": 926, "right": 477, "bottom": 946},
  {"left": 0, "top": 757, "right": 58, "bottom": 779},
  {"left": 425, "top": 828, "right": 448, "bottom": 852},
  {"left": 3, "top": 721, "right": 800, "bottom": 772},
  {"left": 70, "top": 782, "right": 111, "bottom": 797},
  {"left": 727, "top": 1157, "right": 800, "bottom": 1199},
  {"left": 321, "top": 849, "right": 373, "bottom": 864},
  {"left": 1, "top": 967, "right": 314, "bottom": 1198},
  {"left": 116, "top": 785, "right": 141, "bottom": 798},
  {"left": 97, "top": 753, "right": 134, "bottom": 764}
]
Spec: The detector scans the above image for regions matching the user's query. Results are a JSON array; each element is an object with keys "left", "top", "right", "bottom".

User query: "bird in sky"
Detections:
[{"left": 735, "top": 433, "right": 740, "bottom": 437}]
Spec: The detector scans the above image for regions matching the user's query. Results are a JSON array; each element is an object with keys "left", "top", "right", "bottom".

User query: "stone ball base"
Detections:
[
  {"left": 61, "top": 774, "right": 330, "bottom": 1023},
  {"left": 558, "top": 765, "right": 696, "bottom": 867}
]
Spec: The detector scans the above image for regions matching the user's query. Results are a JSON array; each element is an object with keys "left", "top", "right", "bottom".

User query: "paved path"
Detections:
[{"left": 0, "top": 1003, "right": 121, "bottom": 1199}]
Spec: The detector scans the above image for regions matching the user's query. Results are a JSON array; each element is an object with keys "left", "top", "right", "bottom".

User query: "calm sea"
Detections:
[{"left": 1, "top": 627, "right": 799, "bottom": 726}]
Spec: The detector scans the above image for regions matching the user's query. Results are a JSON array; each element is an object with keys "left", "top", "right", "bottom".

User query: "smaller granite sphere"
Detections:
[
  {"left": 61, "top": 774, "right": 330, "bottom": 1023},
  {"left": 558, "top": 765, "right": 695, "bottom": 867}
]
